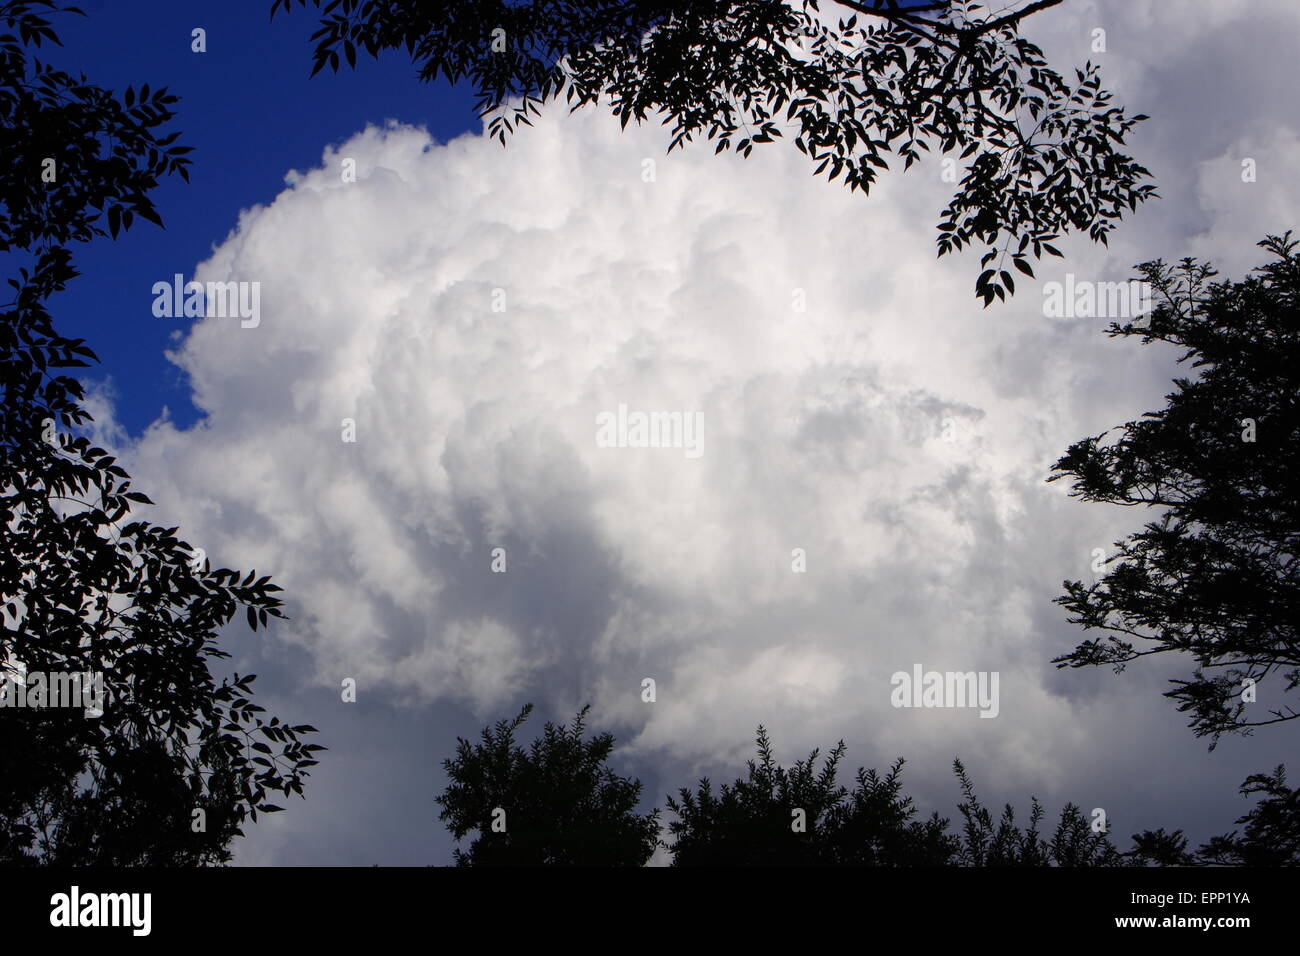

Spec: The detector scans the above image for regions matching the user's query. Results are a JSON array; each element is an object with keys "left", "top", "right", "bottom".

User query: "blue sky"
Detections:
[{"left": 46, "top": 0, "right": 480, "bottom": 435}]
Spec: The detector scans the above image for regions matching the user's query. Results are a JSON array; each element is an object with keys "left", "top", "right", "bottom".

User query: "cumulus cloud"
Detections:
[{"left": 103, "top": 0, "right": 1300, "bottom": 860}]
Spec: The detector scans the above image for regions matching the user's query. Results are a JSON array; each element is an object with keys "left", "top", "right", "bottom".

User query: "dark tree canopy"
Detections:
[
  {"left": 667, "top": 728, "right": 956, "bottom": 864},
  {"left": 435, "top": 704, "right": 660, "bottom": 865},
  {"left": 441, "top": 715, "right": 1299, "bottom": 865},
  {"left": 0, "top": 0, "right": 189, "bottom": 250},
  {"left": 0, "top": 0, "right": 320, "bottom": 865},
  {"left": 1197, "top": 765, "right": 1300, "bottom": 866},
  {"left": 666, "top": 727, "right": 869, "bottom": 864},
  {"left": 1126, "top": 768, "right": 1300, "bottom": 867},
  {"left": 665, "top": 727, "right": 1121, "bottom": 865},
  {"left": 272, "top": 0, "right": 1156, "bottom": 305},
  {"left": 951, "top": 759, "right": 1120, "bottom": 865},
  {"left": 1049, "top": 233, "right": 1300, "bottom": 744}
]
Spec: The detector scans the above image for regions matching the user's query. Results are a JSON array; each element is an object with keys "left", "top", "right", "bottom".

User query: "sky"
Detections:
[{"left": 41, "top": 0, "right": 1300, "bottom": 864}]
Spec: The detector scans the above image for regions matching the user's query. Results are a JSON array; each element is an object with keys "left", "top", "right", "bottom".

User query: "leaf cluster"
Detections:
[
  {"left": 1049, "top": 233, "right": 1300, "bottom": 743},
  {"left": 272, "top": 0, "right": 1156, "bottom": 303},
  {"left": 0, "top": 1, "right": 320, "bottom": 865}
]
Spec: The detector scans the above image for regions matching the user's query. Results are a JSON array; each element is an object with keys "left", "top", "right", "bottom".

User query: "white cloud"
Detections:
[{"left": 107, "top": 0, "right": 1300, "bottom": 845}]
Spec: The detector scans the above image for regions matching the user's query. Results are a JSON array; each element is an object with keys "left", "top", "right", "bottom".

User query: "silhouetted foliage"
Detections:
[
  {"left": 1123, "top": 766, "right": 1300, "bottom": 866},
  {"left": 1125, "top": 827, "right": 1194, "bottom": 866},
  {"left": 0, "top": 0, "right": 320, "bottom": 865},
  {"left": 1197, "top": 765, "right": 1300, "bottom": 866},
  {"left": 272, "top": 0, "right": 1156, "bottom": 304},
  {"left": 952, "top": 759, "right": 1121, "bottom": 865},
  {"left": 1049, "top": 233, "right": 1300, "bottom": 743},
  {"left": 825, "top": 759, "right": 957, "bottom": 864},
  {"left": 0, "top": 710, "right": 246, "bottom": 865},
  {"left": 667, "top": 728, "right": 1122, "bottom": 865},
  {"left": 0, "top": 0, "right": 192, "bottom": 249},
  {"left": 436, "top": 704, "right": 660, "bottom": 865},
  {"left": 443, "top": 714, "right": 1300, "bottom": 865},
  {"left": 667, "top": 727, "right": 867, "bottom": 864},
  {"left": 666, "top": 728, "right": 955, "bottom": 864}
]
